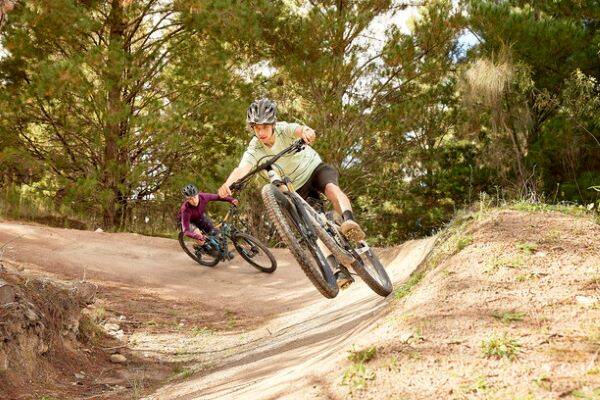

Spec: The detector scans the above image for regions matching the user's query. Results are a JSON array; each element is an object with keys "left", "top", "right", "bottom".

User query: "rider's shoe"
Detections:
[
  {"left": 227, "top": 251, "right": 235, "bottom": 260},
  {"left": 335, "top": 265, "right": 354, "bottom": 289},
  {"left": 340, "top": 219, "right": 366, "bottom": 242}
]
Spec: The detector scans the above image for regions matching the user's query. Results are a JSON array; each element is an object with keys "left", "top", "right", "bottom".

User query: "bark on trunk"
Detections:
[{"left": 103, "top": 0, "right": 127, "bottom": 228}]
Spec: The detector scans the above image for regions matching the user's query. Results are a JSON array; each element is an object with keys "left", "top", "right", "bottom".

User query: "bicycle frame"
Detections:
[
  {"left": 196, "top": 206, "right": 241, "bottom": 261},
  {"left": 229, "top": 139, "right": 330, "bottom": 244},
  {"left": 255, "top": 152, "right": 338, "bottom": 284}
]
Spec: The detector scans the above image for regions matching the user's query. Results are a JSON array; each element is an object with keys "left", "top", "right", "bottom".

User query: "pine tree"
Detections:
[
  {"left": 463, "top": 0, "right": 600, "bottom": 201},
  {"left": 0, "top": 0, "right": 250, "bottom": 228}
]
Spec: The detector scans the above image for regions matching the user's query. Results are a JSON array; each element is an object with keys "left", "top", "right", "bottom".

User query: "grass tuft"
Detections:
[
  {"left": 224, "top": 309, "right": 238, "bottom": 328},
  {"left": 456, "top": 235, "right": 473, "bottom": 252},
  {"left": 516, "top": 242, "right": 538, "bottom": 254},
  {"left": 485, "top": 255, "right": 525, "bottom": 273},
  {"left": 492, "top": 311, "right": 526, "bottom": 324},
  {"left": 572, "top": 388, "right": 600, "bottom": 399},
  {"left": 170, "top": 365, "right": 200, "bottom": 380},
  {"left": 341, "top": 363, "right": 376, "bottom": 392},
  {"left": 481, "top": 333, "right": 522, "bottom": 360},
  {"left": 394, "top": 272, "right": 424, "bottom": 300},
  {"left": 190, "top": 326, "right": 213, "bottom": 337},
  {"left": 348, "top": 346, "right": 377, "bottom": 364},
  {"left": 76, "top": 315, "right": 105, "bottom": 345},
  {"left": 509, "top": 200, "right": 593, "bottom": 217}
]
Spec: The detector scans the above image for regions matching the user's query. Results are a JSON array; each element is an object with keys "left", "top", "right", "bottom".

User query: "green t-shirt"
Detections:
[{"left": 239, "top": 121, "right": 323, "bottom": 189}]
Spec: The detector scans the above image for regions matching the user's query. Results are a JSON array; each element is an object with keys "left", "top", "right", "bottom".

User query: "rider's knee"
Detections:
[{"left": 324, "top": 183, "right": 341, "bottom": 196}]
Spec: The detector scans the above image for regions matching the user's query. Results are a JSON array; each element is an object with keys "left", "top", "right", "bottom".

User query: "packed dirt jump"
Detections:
[{"left": 0, "top": 220, "right": 436, "bottom": 399}]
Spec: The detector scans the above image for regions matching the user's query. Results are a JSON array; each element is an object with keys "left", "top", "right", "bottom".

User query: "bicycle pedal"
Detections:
[
  {"left": 335, "top": 269, "right": 354, "bottom": 290},
  {"left": 338, "top": 279, "right": 353, "bottom": 290}
]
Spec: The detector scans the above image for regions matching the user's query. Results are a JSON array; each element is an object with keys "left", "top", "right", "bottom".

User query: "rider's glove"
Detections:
[{"left": 190, "top": 231, "right": 206, "bottom": 243}]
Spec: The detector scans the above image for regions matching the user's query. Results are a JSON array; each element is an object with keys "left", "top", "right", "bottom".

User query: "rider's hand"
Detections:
[
  {"left": 300, "top": 126, "right": 316, "bottom": 144},
  {"left": 218, "top": 183, "right": 232, "bottom": 198},
  {"left": 195, "top": 235, "right": 206, "bottom": 245},
  {"left": 232, "top": 199, "right": 239, "bottom": 206}
]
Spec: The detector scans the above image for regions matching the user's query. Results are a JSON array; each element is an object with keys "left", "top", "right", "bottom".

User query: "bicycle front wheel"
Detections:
[
  {"left": 352, "top": 243, "right": 393, "bottom": 297},
  {"left": 261, "top": 184, "right": 338, "bottom": 298},
  {"left": 232, "top": 232, "right": 277, "bottom": 273},
  {"left": 178, "top": 231, "right": 220, "bottom": 267}
]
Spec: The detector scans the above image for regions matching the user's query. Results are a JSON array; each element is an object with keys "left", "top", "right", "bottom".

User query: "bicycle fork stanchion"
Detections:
[
  {"left": 316, "top": 238, "right": 332, "bottom": 258},
  {"left": 316, "top": 238, "right": 339, "bottom": 275},
  {"left": 353, "top": 241, "right": 371, "bottom": 256}
]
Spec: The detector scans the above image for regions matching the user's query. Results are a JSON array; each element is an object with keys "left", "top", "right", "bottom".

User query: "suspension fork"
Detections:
[
  {"left": 268, "top": 167, "right": 331, "bottom": 256},
  {"left": 286, "top": 192, "right": 333, "bottom": 258}
]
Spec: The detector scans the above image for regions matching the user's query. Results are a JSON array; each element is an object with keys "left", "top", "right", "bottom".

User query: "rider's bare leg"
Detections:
[
  {"left": 323, "top": 183, "right": 365, "bottom": 241},
  {"left": 323, "top": 183, "right": 351, "bottom": 215}
]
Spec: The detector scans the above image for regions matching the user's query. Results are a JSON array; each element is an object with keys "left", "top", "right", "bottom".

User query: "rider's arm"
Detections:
[
  {"left": 294, "top": 125, "right": 316, "bottom": 144},
  {"left": 218, "top": 163, "right": 253, "bottom": 198},
  {"left": 202, "top": 192, "right": 237, "bottom": 204}
]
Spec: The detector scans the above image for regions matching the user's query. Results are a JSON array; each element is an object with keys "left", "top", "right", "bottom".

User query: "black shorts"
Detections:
[
  {"left": 297, "top": 163, "right": 339, "bottom": 201},
  {"left": 188, "top": 216, "right": 216, "bottom": 235}
]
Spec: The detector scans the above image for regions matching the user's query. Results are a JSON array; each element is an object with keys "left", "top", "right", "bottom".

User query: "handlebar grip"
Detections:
[
  {"left": 294, "top": 139, "right": 307, "bottom": 151},
  {"left": 229, "top": 181, "right": 243, "bottom": 191}
]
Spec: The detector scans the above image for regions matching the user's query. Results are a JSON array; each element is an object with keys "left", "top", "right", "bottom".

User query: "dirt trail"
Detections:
[
  {"left": 144, "top": 238, "right": 435, "bottom": 400},
  {"left": 0, "top": 221, "right": 326, "bottom": 323},
  {"left": 0, "top": 220, "right": 435, "bottom": 399}
]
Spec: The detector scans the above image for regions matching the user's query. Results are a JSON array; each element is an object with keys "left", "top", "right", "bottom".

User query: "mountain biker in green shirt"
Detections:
[{"left": 218, "top": 98, "right": 365, "bottom": 288}]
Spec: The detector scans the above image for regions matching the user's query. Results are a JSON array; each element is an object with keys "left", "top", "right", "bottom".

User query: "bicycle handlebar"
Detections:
[{"left": 229, "top": 139, "right": 306, "bottom": 192}]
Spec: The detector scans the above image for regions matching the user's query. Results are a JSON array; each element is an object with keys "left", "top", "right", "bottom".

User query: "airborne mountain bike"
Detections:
[
  {"left": 229, "top": 139, "right": 393, "bottom": 298},
  {"left": 178, "top": 205, "right": 277, "bottom": 273}
]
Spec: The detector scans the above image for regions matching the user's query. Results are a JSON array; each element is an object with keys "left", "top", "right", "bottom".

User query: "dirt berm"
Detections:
[{"left": 0, "top": 217, "right": 434, "bottom": 399}]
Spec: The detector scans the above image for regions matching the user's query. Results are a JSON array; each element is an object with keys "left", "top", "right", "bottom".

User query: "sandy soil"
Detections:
[
  {"left": 0, "top": 220, "right": 324, "bottom": 326},
  {"left": 313, "top": 210, "right": 600, "bottom": 400},
  {"left": 3, "top": 210, "right": 596, "bottom": 400}
]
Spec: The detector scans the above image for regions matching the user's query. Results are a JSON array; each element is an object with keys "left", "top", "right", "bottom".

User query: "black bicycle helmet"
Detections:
[
  {"left": 247, "top": 98, "right": 277, "bottom": 125},
  {"left": 182, "top": 183, "right": 199, "bottom": 197}
]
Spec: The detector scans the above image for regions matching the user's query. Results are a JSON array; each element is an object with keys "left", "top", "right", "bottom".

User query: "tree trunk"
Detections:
[
  {"left": 103, "top": 0, "right": 127, "bottom": 228},
  {"left": 503, "top": 93, "right": 528, "bottom": 192}
]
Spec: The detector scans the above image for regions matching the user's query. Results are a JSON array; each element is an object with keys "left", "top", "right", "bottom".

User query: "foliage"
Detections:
[
  {"left": 491, "top": 311, "right": 526, "bottom": 324},
  {"left": 0, "top": 0, "right": 598, "bottom": 243}
]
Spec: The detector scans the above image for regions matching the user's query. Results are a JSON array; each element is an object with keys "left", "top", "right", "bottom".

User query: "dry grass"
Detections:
[{"left": 461, "top": 57, "right": 514, "bottom": 108}]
